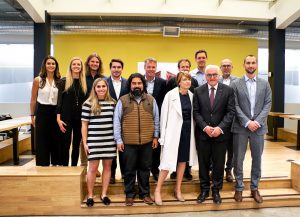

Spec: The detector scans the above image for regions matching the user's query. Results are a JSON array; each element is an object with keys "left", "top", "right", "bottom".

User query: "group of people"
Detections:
[{"left": 30, "top": 50, "right": 272, "bottom": 207}]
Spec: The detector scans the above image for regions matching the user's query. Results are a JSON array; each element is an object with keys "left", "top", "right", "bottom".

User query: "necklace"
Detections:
[{"left": 73, "top": 82, "right": 80, "bottom": 106}]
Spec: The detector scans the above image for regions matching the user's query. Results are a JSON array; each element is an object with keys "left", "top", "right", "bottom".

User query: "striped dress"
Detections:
[{"left": 81, "top": 100, "right": 116, "bottom": 160}]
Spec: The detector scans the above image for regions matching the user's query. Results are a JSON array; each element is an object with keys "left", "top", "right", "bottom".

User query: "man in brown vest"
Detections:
[{"left": 113, "top": 73, "right": 160, "bottom": 206}]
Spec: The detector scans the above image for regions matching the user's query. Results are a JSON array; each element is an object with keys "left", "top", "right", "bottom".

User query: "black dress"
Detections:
[{"left": 177, "top": 93, "right": 192, "bottom": 162}]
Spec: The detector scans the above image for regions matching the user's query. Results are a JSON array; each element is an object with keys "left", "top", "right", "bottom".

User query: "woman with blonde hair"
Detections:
[
  {"left": 154, "top": 71, "right": 198, "bottom": 205},
  {"left": 57, "top": 57, "right": 88, "bottom": 166},
  {"left": 30, "top": 55, "right": 61, "bottom": 166},
  {"left": 81, "top": 78, "right": 116, "bottom": 206}
]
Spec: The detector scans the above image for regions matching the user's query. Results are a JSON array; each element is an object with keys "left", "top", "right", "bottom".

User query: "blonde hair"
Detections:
[
  {"left": 86, "top": 78, "right": 114, "bottom": 115},
  {"left": 65, "top": 57, "right": 87, "bottom": 94}
]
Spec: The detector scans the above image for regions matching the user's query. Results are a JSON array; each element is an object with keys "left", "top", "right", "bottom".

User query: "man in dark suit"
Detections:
[
  {"left": 193, "top": 65, "right": 235, "bottom": 204},
  {"left": 231, "top": 55, "right": 272, "bottom": 203},
  {"left": 219, "top": 58, "right": 237, "bottom": 183},
  {"left": 144, "top": 57, "right": 166, "bottom": 181},
  {"left": 107, "top": 59, "right": 129, "bottom": 184}
]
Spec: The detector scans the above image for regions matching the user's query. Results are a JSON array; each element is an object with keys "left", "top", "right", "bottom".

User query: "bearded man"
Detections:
[{"left": 113, "top": 73, "right": 160, "bottom": 206}]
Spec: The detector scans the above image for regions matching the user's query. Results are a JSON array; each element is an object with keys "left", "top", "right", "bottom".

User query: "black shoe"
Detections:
[
  {"left": 110, "top": 176, "right": 116, "bottom": 184},
  {"left": 197, "top": 191, "right": 209, "bottom": 203},
  {"left": 184, "top": 172, "right": 193, "bottom": 181},
  {"left": 101, "top": 196, "right": 111, "bottom": 205},
  {"left": 170, "top": 172, "right": 177, "bottom": 179},
  {"left": 152, "top": 173, "right": 159, "bottom": 181},
  {"left": 212, "top": 191, "right": 222, "bottom": 204},
  {"left": 86, "top": 198, "right": 94, "bottom": 207}
]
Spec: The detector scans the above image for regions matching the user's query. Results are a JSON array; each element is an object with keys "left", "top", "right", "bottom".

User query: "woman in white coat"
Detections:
[{"left": 154, "top": 71, "right": 198, "bottom": 205}]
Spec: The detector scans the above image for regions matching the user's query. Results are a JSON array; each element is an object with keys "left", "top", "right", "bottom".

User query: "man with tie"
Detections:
[
  {"left": 219, "top": 58, "right": 237, "bottom": 183},
  {"left": 190, "top": 50, "right": 208, "bottom": 86},
  {"left": 144, "top": 57, "right": 167, "bottom": 181},
  {"left": 107, "top": 59, "right": 129, "bottom": 183},
  {"left": 193, "top": 65, "right": 235, "bottom": 204},
  {"left": 231, "top": 55, "right": 272, "bottom": 203}
]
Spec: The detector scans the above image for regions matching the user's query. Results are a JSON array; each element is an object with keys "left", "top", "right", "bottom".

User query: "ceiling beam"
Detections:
[
  {"left": 17, "top": 0, "right": 46, "bottom": 23},
  {"left": 273, "top": 0, "right": 300, "bottom": 29}
]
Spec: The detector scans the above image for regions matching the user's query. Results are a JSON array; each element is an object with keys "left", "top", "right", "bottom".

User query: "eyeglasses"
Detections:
[
  {"left": 206, "top": 73, "right": 219, "bottom": 78},
  {"left": 221, "top": 65, "right": 232, "bottom": 68}
]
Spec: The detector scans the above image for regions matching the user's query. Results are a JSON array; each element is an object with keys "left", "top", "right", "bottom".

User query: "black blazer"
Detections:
[
  {"left": 193, "top": 82, "right": 235, "bottom": 142},
  {"left": 107, "top": 76, "right": 129, "bottom": 101},
  {"left": 151, "top": 77, "right": 167, "bottom": 114},
  {"left": 166, "top": 76, "right": 199, "bottom": 93}
]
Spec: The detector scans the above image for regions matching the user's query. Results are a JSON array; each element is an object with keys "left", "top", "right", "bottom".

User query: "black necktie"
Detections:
[{"left": 210, "top": 87, "right": 215, "bottom": 108}]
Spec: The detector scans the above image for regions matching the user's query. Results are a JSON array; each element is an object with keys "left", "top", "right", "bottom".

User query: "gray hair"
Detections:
[{"left": 205, "top": 65, "right": 221, "bottom": 74}]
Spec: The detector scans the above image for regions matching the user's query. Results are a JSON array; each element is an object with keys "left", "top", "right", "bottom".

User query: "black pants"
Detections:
[
  {"left": 111, "top": 151, "right": 125, "bottom": 177},
  {"left": 197, "top": 139, "right": 227, "bottom": 192},
  {"left": 35, "top": 104, "right": 61, "bottom": 166},
  {"left": 123, "top": 142, "right": 152, "bottom": 198},
  {"left": 60, "top": 119, "right": 82, "bottom": 166},
  {"left": 225, "top": 134, "right": 234, "bottom": 171},
  {"left": 151, "top": 143, "right": 161, "bottom": 175}
]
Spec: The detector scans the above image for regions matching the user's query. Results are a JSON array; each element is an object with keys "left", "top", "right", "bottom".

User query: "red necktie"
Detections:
[{"left": 210, "top": 87, "right": 215, "bottom": 108}]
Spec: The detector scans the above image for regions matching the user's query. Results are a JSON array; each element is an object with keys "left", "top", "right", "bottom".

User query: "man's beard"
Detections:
[
  {"left": 246, "top": 69, "right": 256, "bottom": 74},
  {"left": 131, "top": 88, "right": 143, "bottom": 97}
]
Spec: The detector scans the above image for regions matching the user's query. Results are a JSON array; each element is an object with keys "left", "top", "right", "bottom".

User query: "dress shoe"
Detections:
[
  {"left": 125, "top": 197, "right": 134, "bottom": 206},
  {"left": 184, "top": 172, "right": 193, "bottom": 181},
  {"left": 174, "top": 190, "right": 185, "bottom": 202},
  {"left": 251, "top": 190, "right": 263, "bottom": 203},
  {"left": 197, "top": 191, "right": 209, "bottom": 203},
  {"left": 110, "top": 176, "right": 116, "bottom": 184},
  {"left": 212, "top": 191, "right": 222, "bottom": 204},
  {"left": 86, "top": 197, "right": 94, "bottom": 207},
  {"left": 154, "top": 191, "right": 163, "bottom": 206},
  {"left": 101, "top": 196, "right": 111, "bottom": 205},
  {"left": 96, "top": 170, "right": 101, "bottom": 177},
  {"left": 152, "top": 173, "right": 159, "bottom": 181},
  {"left": 170, "top": 171, "right": 177, "bottom": 179},
  {"left": 225, "top": 170, "right": 233, "bottom": 182},
  {"left": 234, "top": 190, "right": 243, "bottom": 202},
  {"left": 142, "top": 196, "right": 154, "bottom": 205}
]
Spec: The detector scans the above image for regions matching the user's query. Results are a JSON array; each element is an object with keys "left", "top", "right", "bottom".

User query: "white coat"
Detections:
[{"left": 158, "top": 87, "right": 198, "bottom": 171}]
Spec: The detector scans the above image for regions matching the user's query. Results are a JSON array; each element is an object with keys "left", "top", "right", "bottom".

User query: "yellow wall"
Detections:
[{"left": 54, "top": 34, "right": 257, "bottom": 78}]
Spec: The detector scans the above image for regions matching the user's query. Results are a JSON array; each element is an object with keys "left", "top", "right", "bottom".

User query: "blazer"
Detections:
[
  {"left": 219, "top": 75, "right": 238, "bottom": 86},
  {"left": 107, "top": 76, "right": 129, "bottom": 101},
  {"left": 159, "top": 87, "right": 198, "bottom": 171},
  {"left": 151, "top": 77, "right": 167, "bottom": 114},
  {"left": 166, "top": 76, "right": 199, "bottom": 93},
  {"left": 231, "top": 76, "right": 272, "bottom": 135},
  {"left": 193, "top": 82, "right": 235, "bottom": 142}
]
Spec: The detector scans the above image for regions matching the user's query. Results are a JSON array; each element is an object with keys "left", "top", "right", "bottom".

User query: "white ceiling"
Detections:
[{"left": 17, "top": 0, "right": 300, "bottom": 29}]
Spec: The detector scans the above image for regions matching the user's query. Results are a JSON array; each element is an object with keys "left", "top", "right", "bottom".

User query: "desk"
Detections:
[
  {"left": 278, "top": 114, "right": 300, "bottom": 150},
  {"left": 268, "top": 112, "right": 294, "bottom": 141},
  {"left": 0, "top": 116, "right": 31, "bottom": 165}
]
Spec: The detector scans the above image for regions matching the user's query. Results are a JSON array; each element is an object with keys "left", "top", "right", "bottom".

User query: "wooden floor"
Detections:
[{"left": 1, "top": 132, "right": 300, "bottom": 216}]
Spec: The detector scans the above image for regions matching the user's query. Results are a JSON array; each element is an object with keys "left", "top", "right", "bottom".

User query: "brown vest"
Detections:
[{"left": 120, "top": 93, "right": 154, "bottom": 145}]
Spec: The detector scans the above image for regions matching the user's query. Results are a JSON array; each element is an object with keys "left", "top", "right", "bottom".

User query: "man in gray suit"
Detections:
[
  {"left": 231, "top": 55, "right": 272, "bottom": 203},
  {"left": 219, "top": 58, "right": 237, "bottom": 183}
]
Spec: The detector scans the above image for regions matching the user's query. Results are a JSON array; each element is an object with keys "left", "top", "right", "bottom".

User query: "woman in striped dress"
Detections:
[{"left": 81, "top": 78, "right": 116, "bottom": 207}]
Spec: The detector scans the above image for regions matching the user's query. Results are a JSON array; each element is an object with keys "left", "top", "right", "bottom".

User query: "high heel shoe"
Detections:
[
  {"left": 154, "top": 191, "right": 163, "bottom": 206},
  {"left": 174, "top": 191, "right": 185, "bottom": 202}
]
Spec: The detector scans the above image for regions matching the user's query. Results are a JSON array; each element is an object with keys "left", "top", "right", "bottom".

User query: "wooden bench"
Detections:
[
  {"left": 279, "top": 114, "right": 300, "bottom": 150},
  {"left": 0, "top": 116, "right": 31, "bottom": 165},
  {"left": 268, "top": 112, "right": 294, "bottom": 141}
]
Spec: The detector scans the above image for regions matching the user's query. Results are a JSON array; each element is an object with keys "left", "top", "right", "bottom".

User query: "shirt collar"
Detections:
[
  {"left": 208, "top": 83, "right": 218, "bottom": 90},
  {"left": 112, "top": 76, "right": 122, "bottom": 82},
  {"left": 244, "top": 75, "right": 256, "bottom": 82}
]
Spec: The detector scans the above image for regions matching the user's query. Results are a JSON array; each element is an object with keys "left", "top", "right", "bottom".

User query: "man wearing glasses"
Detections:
[
  {"left": 219, "top": 58, "right": 237, "bottom": 183},
  {"left": 193, "top": 65, "right": 235, "bottom": 204}
]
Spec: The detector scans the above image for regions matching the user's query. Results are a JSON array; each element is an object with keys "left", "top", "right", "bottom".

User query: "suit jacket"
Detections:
[
  {"left": 231, "top": 76, "right": 272, "bottom": 135},
  {"left": 151, "top": 77, "right": 167, "bottom": 114},
  {"left": 219, "top": 75, "right": 237, "bottom": 86},
  {"left": 166, "top": 76, "right": 199, "bottom": 93},
  {"left": 193, "top": 82, "right": 235, "bottom": 142},
  {"left": 107, "top": 76, "right": 129, "bottom": 101}
]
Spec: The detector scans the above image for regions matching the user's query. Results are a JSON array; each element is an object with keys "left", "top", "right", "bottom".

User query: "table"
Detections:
[
  {"left": 278, "top": 114, "right": 300, "bottom": 150},
  {"left": 0, "top": 116, "right": 31, "bottom": 165},
  {"left": 268, "top": 112, "right": 294, "bottom": 141}
]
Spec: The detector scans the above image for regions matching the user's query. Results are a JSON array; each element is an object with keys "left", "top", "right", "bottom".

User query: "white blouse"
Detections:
[{"left": 37, "top": 77, "right": 58, "bottom": 105}]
